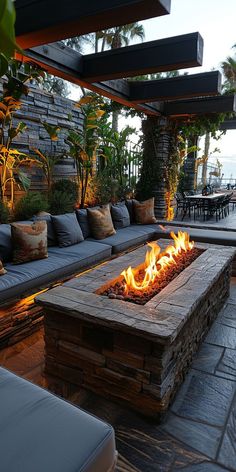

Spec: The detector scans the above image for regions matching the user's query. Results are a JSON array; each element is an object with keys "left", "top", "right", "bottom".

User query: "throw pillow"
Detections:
[
  {"left": 32, "top": 213, "right": 57, "bottom": 246},
  {"left": 11, "top": 221, "right": 48, "bottom": 264},
  {"left": 133, "top": 197, "right": 157, "bottom": 224},
  {"left": 51, "top": 213, "right": 84, "bottom": 247},
  {"left": 111, "top": 202, "right": 130, "bottom": 229},
  {"left": 0, "top": 260, "right": 6, "bottom": 275},
  {"left": 87, "top": 204, "right": 116, "bottom": 240},
  {"left": 75, "top": 208, "right": 91, "bottom": 239}
]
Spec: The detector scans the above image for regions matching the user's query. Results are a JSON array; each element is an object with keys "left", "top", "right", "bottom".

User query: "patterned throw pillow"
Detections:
[
  {"left": 133, "top": 197, "right": 157, "bottom": 224},
  {"left": 87, "top": 204, "right": 116, "bottom": 240},
  {"left": 0, "top": 260, "right": 6, "bottom": 275},
  {"left": 11, "top": 221, "right": 48, "bottom": 264}
]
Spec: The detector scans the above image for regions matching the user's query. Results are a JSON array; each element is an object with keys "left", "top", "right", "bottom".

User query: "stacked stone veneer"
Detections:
[
  {"left": 3, "top": 84, "right": 83, "bottom": 192},
  {"left": 37, "top": 242, "right": 235, "bottom": 419},
  {"left": 138, "top": 116, "right": 172, "bottom": 219}
]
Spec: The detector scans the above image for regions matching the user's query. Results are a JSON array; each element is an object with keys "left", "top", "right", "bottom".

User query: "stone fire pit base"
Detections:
[{"left": 37, "top": 242, "right": 235, "bottom": 419}]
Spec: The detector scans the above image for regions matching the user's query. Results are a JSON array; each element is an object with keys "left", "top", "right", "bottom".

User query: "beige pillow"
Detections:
[
  {"left": 87, "top": 205, "right": 116, "bottom": 240},
  {"left": 133, "top": 197, "right": 157, "bottom": 224},
  {"left": 11, "top": 221, "right": 48, "bottom": 264},
  {"left": 0, "top": 260, "right": 6, "bottom": 275}
]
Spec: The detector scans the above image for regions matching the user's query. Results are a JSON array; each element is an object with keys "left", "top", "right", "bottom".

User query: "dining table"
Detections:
[
  {"left": 184, "top": 192, "right": 226, "bottom": 201},
  {"left": 182, "top": 193, "right": 227, "bottom": 220}
]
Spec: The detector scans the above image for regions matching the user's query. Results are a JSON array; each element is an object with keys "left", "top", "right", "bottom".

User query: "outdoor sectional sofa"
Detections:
[{"left": 1, "top": 200, "right": 236, "bottom": 349}]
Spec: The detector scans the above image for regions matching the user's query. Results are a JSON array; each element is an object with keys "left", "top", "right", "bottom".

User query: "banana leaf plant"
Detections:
[
  {"left": 0, "top": 61, "right": 45, "bottom": 207},
  {"left": 0, "top": 0, "right": 20, "bottom": 77},
  {"left": 32, "top": 122, "right": 61, "bottom": 191},
  {"left": 66, "top": 95, "right": 105, "bottom": 208}
]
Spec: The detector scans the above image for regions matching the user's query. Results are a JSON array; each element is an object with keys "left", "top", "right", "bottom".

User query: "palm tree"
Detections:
[
  {"left": 96, "top": 23, "right": 145, "bottom": 130},
  {"left": 221, "top": 45, "right": 236, "bottom": 92}
]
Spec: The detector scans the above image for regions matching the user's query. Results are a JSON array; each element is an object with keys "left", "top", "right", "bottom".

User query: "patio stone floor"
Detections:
[
  {"left": 1, "top": 280, "right": 236, "bottom": 471},
  {"left": 159, "top": 207, "right": 236, "bottom": 231}
]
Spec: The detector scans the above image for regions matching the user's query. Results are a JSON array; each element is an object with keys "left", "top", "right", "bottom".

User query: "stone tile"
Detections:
[
  {"left": 215, "top": 348, "right": 236, "bottom": 381},
  {"left": 218, "top": 303, "right": 236, "bottom": 329},
  {"left": 206, "top": 322, "right": 236, "bottom": 349},
  {"left": 218, "top": 399, "right": 236, "bottom": 470},
  {"left": 192, "top": 343, "right": 224, "bottom": 374},
  {"left": 171, "top": 371, "right": 235, "bottom": 428},
  {"left": 162, "top": 412, "right": 221, "bottom": 459},
  {"left": 173, "top": 462, "right": 230, "bottom": 471},
  {"left": 115, "top": 415, "right": 210, "bottom": 472}
]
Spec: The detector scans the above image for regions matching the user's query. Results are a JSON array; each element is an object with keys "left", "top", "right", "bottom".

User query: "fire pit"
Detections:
[
  {"left": 99, "top": 231, "right": 202, "bottom": 305},
  {"left": 37, "top": 236, "right": 235, "bottom": 419}
]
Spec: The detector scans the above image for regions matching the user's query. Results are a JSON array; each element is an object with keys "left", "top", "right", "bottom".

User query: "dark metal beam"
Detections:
[
  {"left": 163, "top": 95, "right": 236, "bottom": 116},
  {"left": 15, "top": 0, "right": 171, "bottom": 49},
  {"left": 19, "top": 43, "right": 163, "bottom": 115},
  {"left": 129, "top": 71, "right": 222, "bottom": 103},
  {"left": 220, "top": 118, "right": 236, "bottom": 130},
  {"left": 82, "top": 33, "right": 203, "bottom": 82}
]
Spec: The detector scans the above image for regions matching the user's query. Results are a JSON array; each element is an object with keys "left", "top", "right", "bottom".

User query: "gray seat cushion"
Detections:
[
  {"left": 0, "top": 367, "right": 116, "bottom": 472},
  {"left": 154, "top": 225, "right": 236, "bottom": 246},
  {"left": 88, "top": 226, "right": 155, "bottom": 254},
  {"left": 0, "top": 241, "right": 111, "bottom": 302}
]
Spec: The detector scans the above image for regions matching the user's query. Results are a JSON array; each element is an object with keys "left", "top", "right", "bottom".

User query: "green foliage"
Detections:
[
  {"left": 48, "top": 190, "right": 75, "bottom": 215},
  {"left": 0, "top": 199, "right": 10, "bottom": 223},
  {"left": 51, "top": 179, "right": 78, "bottom": 202},
  {"left": 14, "top": 192, "right": 49, "bottom": 221},
  {"left": 0, "top": 0, "right": 20, "bottom": 77},
  {"left": 98, "top": 121, "right": 140, "bottom": 200},
  {"left": 66, "top": 94, "right": 105, "bottom": 207},
  {"left": 32, "top": 121, "right": 62, "bottom": 190},
  {"left": 48, "top": 179, "right": 78, "bottom": 214}
]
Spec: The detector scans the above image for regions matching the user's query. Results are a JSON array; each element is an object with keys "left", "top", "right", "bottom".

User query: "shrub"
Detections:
[
  {"left": 51, "top": 179, "right": 78, "bottom": 203},
  {"left": 14, "top": 192, "right": 49, "bottom": 221},
  {"left": 0, "top": 200, "right": 10, "bottom": 223},
  {"left": 49, "top": 190, "right": 75, "bottom": 215}
]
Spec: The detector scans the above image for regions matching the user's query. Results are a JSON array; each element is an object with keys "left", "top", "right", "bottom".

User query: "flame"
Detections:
[{"left": 121, "top": 231, "right": 194, "bottom": 293}]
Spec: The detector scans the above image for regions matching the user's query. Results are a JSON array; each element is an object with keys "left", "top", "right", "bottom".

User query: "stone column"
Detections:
[
  {"left": 182, "top": 136, "right": 198, "bottom": 192},
  {"left": 136, "top": 115, "right": 172, "bottom": 219}
]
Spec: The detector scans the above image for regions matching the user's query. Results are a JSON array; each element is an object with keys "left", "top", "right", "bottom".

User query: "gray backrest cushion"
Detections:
[
  {"left": 125, "top": 199, "right": 136, "bottom": 224},
  {"left": 32, "top": 214, "right": 57, "bottom": 246},
  {"left": 111, "top": 202, "right": 130, "bottom": 229},
  {"left": 51, "top": 213, "right": 84, "bottom": 247},
  {"left": 75, "top": 209, "right": 91, "bottom": 239},
  {"left": 0, "top": 224, "right": 12, "bottom": 262}
]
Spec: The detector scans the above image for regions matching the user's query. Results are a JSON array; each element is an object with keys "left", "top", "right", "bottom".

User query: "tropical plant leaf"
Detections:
[
  {"left": 14, "top": 168, "right": 31, "bottom": 190},
  {"left": 8, "top": 121, "right": 27, "bottom": 139},
  {"left": 42, "top": 121, "right": 60, "bottom": 141}
]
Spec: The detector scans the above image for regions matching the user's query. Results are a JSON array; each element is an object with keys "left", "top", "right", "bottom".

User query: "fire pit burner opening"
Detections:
[{"left": 99, "top": 231, "right": 203, "bottom": 305}]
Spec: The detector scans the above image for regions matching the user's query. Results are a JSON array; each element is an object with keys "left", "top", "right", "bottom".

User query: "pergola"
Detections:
[{"left": 15, "top": 0, "right": 236, "bottom": 217}]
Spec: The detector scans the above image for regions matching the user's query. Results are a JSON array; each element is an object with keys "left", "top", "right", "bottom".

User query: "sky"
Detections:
[{"left": 70, "top": 0, "right": 236, "bottom": 180}]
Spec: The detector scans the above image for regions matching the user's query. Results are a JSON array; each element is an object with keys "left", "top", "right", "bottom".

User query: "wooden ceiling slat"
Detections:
[
  {"left": 15, "top": 0, "right": 171, "bottom": 49},
  {"left": 82, "top": 33, "right": 203, "bottom": 82},
  {"left": 129, "top": 71, "right": 222, "bottom": 103}
]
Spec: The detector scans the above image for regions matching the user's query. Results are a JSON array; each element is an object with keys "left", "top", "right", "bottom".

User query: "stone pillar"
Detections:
[
  {"left": 136, "top": 116, "right": 172, "bottom": 219},
  {"left": 182, "top": 136, "right": 198, "bottom": 192}
]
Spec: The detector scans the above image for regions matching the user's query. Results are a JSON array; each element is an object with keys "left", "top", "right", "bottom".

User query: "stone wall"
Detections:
[
  {"left": 8, "top": 85, "right": 83, "bottom": 192},
  {"left": 137, "top": 116, "right": 172, "bottom": 219}
]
